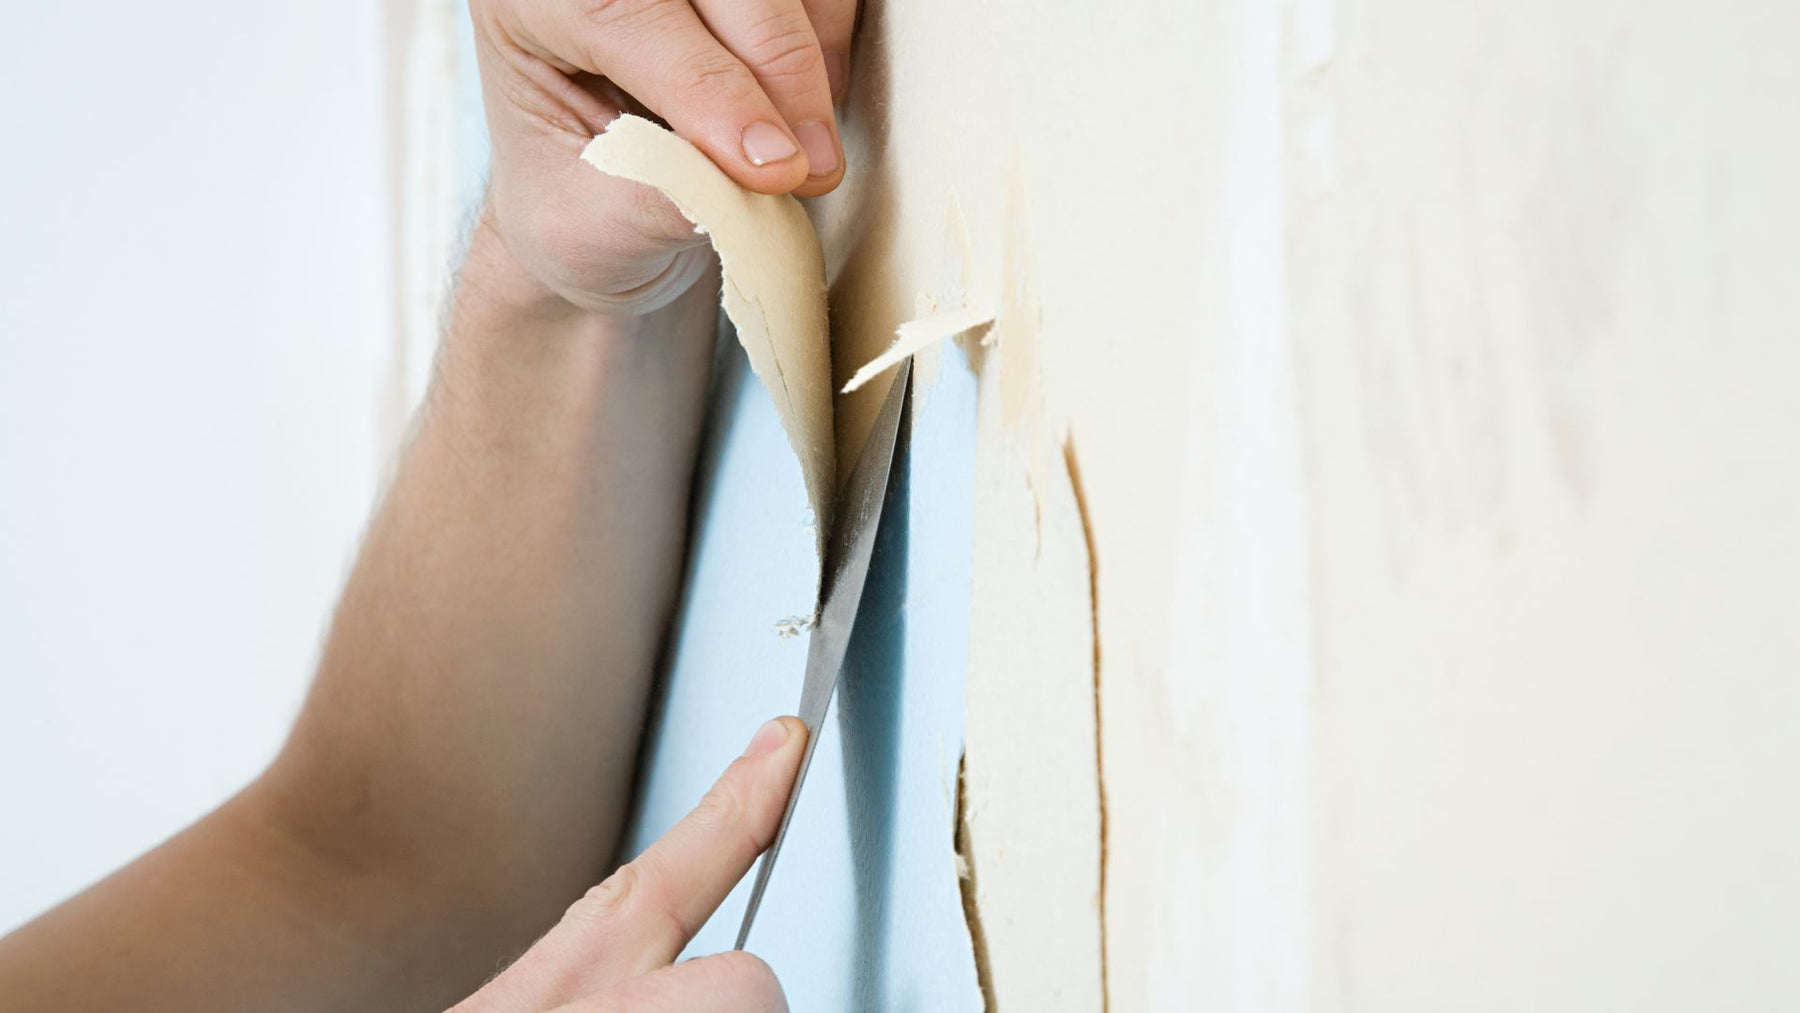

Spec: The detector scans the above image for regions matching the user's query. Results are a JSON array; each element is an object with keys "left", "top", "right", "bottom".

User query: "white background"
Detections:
[{"left": 0, "top": 2, "right": 393, "bottom": 932}]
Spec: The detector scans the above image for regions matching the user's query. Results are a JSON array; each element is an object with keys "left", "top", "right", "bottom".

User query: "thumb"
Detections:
[{"left": 553, "top": 952, "right": 788, "bottom": 1012}]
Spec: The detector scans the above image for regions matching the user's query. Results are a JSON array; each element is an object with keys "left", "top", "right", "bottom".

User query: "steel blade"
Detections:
[{"left": 733, "top": 358, "right": 913, "bottom": 949}]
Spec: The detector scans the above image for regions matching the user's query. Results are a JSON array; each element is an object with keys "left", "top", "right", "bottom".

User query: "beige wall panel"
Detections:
[
  {"left": 1292, "top": 2, "right": 1800, "bottom": 1009},
  {"left": 821, "top": 0, "right": 1800, "bottom": 1008}
]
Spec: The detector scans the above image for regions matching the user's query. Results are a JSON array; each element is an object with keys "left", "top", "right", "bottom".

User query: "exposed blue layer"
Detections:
[{"left": 623, "top": 338, "right": 982, "bottom": 1011}]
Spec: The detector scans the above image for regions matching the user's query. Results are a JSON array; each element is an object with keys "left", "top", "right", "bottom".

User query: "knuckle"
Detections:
[
  {"left": 693, "top": 772, "right": 773, "bottom": 858},
  {"left": 742, "top": 12, "right": 823, "bottom": 82},
  {"left": 568, "top": 864, "right": 638, "bottom": 923},
  {"left": 493, "top": 63, "right": 591, "bottom": 138},
  {"left": 674, "top": 50, "right": 756, "bottom": 103},
  {"left": 576, "top": 0, "right": 695, "bottom": 64},
  {"left": 692, "top": 777, "right": 746, "bottom": 833},
  {"left": 630, "top": 850, "right": 704, "bottom": 939},
  {"left": 576, "top": 0, "right": 658, "bottom": 25}
]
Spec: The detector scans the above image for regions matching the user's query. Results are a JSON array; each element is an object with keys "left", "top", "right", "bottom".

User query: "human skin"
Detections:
[{"left": 0, "top": 0, "right": 856, "bottom": 1009}]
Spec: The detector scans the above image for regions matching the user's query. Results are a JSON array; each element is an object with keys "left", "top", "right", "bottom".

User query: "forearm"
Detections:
[
  {"left": 253, "top": 215, "right": 719, "bottom": 971},
  {"left": 0, "top": 215, "right": 719, "bottom": 1012}
]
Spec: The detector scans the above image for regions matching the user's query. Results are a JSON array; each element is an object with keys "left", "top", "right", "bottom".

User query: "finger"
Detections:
[
  {"left": 691, "top": 0, "right": 843, "bottom": 196},
  {"left": 799, "top": 0, "right": 858, "bottom": 103},
  {"left": 554, "top": 952, "right": 788, "bottom": 1013},
  {"left": 452, "top": 718, "right": 806, "bottom": 1011},
  {"left": 599, "top": 716, "right": 806, "bottom": 974},
  {"left": 580, "top": 0, "right": 809, "bottom": 195}
]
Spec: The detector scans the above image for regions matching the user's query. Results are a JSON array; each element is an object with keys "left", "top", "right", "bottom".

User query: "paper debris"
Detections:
[
  {"left": 841, "top": 306, "right": 995, "bottom": 393},
  {"left": 772, "top": 615, "right": 815, "bottom": 639}
]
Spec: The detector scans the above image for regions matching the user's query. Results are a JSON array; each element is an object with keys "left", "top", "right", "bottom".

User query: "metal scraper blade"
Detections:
[{"left": 733, "top": 357, "right": 913, "bottom": 949}]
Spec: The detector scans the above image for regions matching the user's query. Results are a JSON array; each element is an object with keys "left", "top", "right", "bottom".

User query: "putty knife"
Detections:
[{"left": 733, "top": 356, "right": 914, "bottom": 949}]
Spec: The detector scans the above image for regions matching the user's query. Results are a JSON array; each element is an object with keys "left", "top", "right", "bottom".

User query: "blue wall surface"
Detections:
[{"left": 622, "top": 338, "right": 983, "bottom": 1011}]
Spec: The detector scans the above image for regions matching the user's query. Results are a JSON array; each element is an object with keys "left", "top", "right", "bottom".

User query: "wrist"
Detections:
[
  {"left": 429, "top": 212, "right": 718, "bottom": 441},
  {"left": 463, "top": 196, "right": 713, "bottom": 323},
  {"left": 455, "top": 205, "right": 621, "bottom": 334},
  {"left": 445, "top": 209, "right": 687, "bottom": 364}
]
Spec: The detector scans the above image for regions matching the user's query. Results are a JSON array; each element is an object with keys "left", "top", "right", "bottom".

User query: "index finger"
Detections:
[
  {"left": 579, "top": 0, "right": 811, "bottom": 194},
  {"left": 578, "top": 716, "right": 807, "bottom": 976},
  {"left": 450, "top": 718, "right": 807, "bottom": 1012}
]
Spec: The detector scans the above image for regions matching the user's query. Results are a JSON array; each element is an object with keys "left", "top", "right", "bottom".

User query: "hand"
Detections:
[
  {"left": 449, "top": 716, "right": 807, "bottom": 1012},
  {"left": 470, "top": 0, "right": 858, "bottom": 315}
]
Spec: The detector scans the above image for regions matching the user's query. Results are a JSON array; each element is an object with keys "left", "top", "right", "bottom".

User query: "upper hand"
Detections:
[
  {"left": 470, "top": 0, "right": 857, "bottom": 315},
  {"left": 448, "top": 717, "right": 807, "bottom": 1012}
]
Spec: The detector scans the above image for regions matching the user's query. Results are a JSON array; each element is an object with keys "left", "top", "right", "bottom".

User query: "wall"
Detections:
[
  {"left": 0, "top": 1, "right": 392, "bottom": 933},
  {"left": 1292, "top": 2, "right": 1800, "bottom": 1008},
  {"left": 826, "top": 0, "right": 1800, "bottom": 1009}
]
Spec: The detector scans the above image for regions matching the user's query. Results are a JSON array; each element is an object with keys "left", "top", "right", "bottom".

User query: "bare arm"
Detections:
[
  {"left": 0, "top": 0, "right": 860, "bottom": 1006},
  {"left": 0, "top": 214, "right": 716, "bottom": 1011}
]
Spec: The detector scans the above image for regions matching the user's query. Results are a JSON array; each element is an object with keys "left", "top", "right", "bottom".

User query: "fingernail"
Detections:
[
  {"left": 795, "top": 121, "right": 839, "bottom": 178},
  {"left": 825, "top": 52, "right": 850, "bottom": 100},
  {"left": 742, "top": 121, "right": 798, "bottom": 167},
  {"left": 745, "top": 718, "right": 790, "bottom": 757}
]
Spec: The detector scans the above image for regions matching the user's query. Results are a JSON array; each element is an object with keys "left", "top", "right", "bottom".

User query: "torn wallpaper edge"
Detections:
[{"left": 581, "top": 115, "right": 836, "bottom": 560}]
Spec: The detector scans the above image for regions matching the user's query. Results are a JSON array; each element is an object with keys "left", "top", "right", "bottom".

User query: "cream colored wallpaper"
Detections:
[
  {"left": 823, "top": 0, "right": 1800, "bottom": 1009},
  {"left": 1293, "top": 2, "right": 1800, "bottom": 1009}
]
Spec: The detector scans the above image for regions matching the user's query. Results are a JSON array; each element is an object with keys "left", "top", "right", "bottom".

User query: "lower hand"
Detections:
[{"left": 449, "top": 717, "right": 807, "bottom": 1012}]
